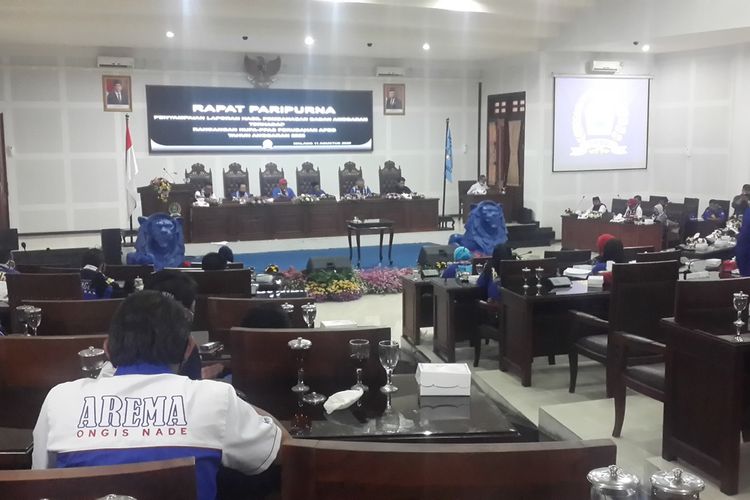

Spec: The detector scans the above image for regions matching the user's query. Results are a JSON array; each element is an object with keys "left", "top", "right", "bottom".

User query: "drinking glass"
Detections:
[
  {"left": 733, "top": 292, "right": 749, "bottom": 342},
  {"left": 302, "top": 303, "right": 317, "bottom": 328},
  {"left": 281, "top": 302, "right": 294, "bottom": 318},
  {"left": 26, "top": 306, "right": 42, "bottom": 336},
  {"left": 378, "top": 340, "right": 400, "bottom": 393},
  {"left": 288, "top": 337, "right": 311, "bottom": 393},
  {"left": 535, "top": 267, "right": 544, "bottom": 288},
  {"left": 349, "top": 339, "right": 370, "bottom": 391},
  {"left": 15, "top": 305, "right": 33, "bottom": 335},
  {"left": 78, "top": 346, "right": 106, "bottom": 378},
  {"left": 475, "top": 262, "right": 485, "bottom": 276},
  {"left": 521, "top": 267, "right": 531, "bottom": 288},
  {"left": 302, "top": 391, "right": 326, "bottom": 405},
  {"left": 273, "top": 276, "right": 283, "bottom": 297}
]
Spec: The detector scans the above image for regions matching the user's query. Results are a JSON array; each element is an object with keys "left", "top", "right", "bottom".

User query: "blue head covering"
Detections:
[{"left": 453, "top": 246, "right": 471, "bottom": 262}]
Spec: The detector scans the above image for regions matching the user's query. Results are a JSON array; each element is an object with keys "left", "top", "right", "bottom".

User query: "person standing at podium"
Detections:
[
  {"left": 467, "top": 175, "right": 488, "bottom": 195},
  {"left": 232, "top": 183, "right": 252, "bottom": 202},
  {"left": 271, "top": 178, "right": 296, "bottom": 200}
]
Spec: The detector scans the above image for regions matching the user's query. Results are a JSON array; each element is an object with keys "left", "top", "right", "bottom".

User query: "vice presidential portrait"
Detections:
[
  {"left": 102, "top": 75, "right": 132, "bottom": 112},
  {"left": 383, "top": 83, "right": 405, "bottom": 115}
]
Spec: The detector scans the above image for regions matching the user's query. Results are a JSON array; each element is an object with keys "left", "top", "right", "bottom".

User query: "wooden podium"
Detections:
[{"left": 137, "top": 184, "right": 196, "bottom": 242}]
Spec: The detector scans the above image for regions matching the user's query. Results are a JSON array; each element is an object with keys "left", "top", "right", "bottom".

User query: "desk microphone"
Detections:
[
  {"left": 20, "top": 242, "right": 26, "bottom": 251},
  {"left": 575, "top": 195, "right": 587, "bottom": 211},
  {"left": 162, "top": 168, "right": 175, "bottom": 183}
]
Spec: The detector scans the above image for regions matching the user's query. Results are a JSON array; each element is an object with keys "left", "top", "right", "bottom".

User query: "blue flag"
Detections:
[{"left": 444, "top": 122, "right": 453, "bottom": 182}]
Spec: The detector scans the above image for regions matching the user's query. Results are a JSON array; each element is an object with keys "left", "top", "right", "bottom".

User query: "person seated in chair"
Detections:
[
  {"left": 467, "top": 175, "right": 488, "bottom": 195},
  {"left": 202, "top": 252, "right": 227, "bottom": 271},
  {"left": 441, "top": 246, "right": 472, "bottom": 279},
  {"left": 590, "top": 196, "right": 607, "bottom": 213},
  {"left": 309, "top": 181, "right": 327, "bottom": 197},
  {"left": 33, "top": 291, "right": 289, "bottom": 500},
  {"left": 702, "top": 201, "right": 727, "bottom": 222},
  {"left": 477, "top": 243, "right": 514, "bottom": 302},
  {"left": 194, "top": 184, "right": 216, "bottom": 202},
  {"left": 591, "top": 234, "right": 626, "bottom": 275},
  {"left": 624, "top": 197, "right": 642, "bottom": 219},
  {"left": 394, "top": 177, "right": 412, "bottom": 195},
  {"left": 218, "top": 245, "right": 235, "bottom": 264},
  {"left": 80, "top": 248, "right": 120, "bottom": 300},
  {"left": 732, "top": 184, "right": 750, "bottom": 216},
  {"left": 271, "top": 179, "right": 296, "bottom": 201},
  {"left": 232, "top": 183, "right": 252, "bottom": 202},
  {"left": 241, "top": 304, "right": 292, "bottom": 329},
  {"left": 349, "top": 177, "right": 372, "bottom": 198}
]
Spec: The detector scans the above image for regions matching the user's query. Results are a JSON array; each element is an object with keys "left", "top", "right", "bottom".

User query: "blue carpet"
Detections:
[{"left": 228, "top": 242, "right": 437, "bottom": 271}]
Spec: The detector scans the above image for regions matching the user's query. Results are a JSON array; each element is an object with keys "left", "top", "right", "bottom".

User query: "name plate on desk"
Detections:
[{"left": 545, "top": 276, "right": 572, "bottom": 288}]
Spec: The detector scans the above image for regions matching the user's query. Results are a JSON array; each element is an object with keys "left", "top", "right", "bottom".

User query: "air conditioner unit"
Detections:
[
  {"left": 588, "top": 60, "right": 622, "bottom": 74},
  {"left": 376, "top": 66, "right": 405, "bottom": 77},
  {"left": 97, "top": 56, "right": 135, "bottom": 69}
]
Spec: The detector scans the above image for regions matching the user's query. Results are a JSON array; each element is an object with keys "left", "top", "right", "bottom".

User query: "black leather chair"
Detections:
[
  {"left": 378, "top": 160, "right": 402, "bottom": 194},
  {"left": 223, "top": 162, "right": 249, "bottom": 199},
  {"left": 682, "top": 197, "right": 699, "bottom": 218},
  {"left": 568, "top": 260, "right": 679, "bottom": 397},
  {"left": 259, "top": 162, "right": 284, "bottom": 197},
  {"left": 635, "top": 249, "right": 682, "bottom": 263},
  {"left": 339, "top": 161, "right": 363, "bottom": 197},
  {"left": 544, "top": 250, "right": 592, "bottom": 275},
  {"left": 296, "top": 162, "right": 321, "bottom": 195}
]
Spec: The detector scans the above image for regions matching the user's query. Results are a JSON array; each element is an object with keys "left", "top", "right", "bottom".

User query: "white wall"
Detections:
[
  {"left": 0, "top": 48, "right": 480, "bottom": 233},
  {"left": 481, "top": 44, "right": 748, "bottom": 234}
]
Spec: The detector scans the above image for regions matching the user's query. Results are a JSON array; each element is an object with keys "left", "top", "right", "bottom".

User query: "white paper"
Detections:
[{"left": 323, "top": 389, "right": 363, "bottom": 414}]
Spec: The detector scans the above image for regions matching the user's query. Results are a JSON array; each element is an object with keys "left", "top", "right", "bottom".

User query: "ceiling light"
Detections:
[
  {"left": 166, "top": 31, "right": 175, "bottom": 39},
  {"left": 304, "top": 36, "right": 315, "bottom": 46},
  {"left": 641, "top": 44, "right": 651, "bottom": 52},
  {"left": 422, "top": 42, "right": 431, "bottom": 51}
]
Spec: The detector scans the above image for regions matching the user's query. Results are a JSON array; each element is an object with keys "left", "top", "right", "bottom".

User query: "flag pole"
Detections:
[
  {"left": 441, "top": 117, "right": 449, "bottom": 221},
  {"left": 125, "top": 114, "right": 133, "bottom": 235}
]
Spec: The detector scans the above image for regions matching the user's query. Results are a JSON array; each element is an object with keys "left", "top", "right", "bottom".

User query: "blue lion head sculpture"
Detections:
[
  {"left": 126, "top": 213, "right": 185, "bottom": 271},
  {"left": 449, "top": 201, "right": 508, "bottom": 255}
]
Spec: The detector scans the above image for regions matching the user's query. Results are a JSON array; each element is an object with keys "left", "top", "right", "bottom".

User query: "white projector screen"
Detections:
[{"left": 553, "top": 76, "right": 650, "bottom": 172}]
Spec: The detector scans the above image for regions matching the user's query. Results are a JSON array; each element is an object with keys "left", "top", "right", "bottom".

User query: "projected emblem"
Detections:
[{"left": 570, "top": 89, "right": 629, "bottom": 156}]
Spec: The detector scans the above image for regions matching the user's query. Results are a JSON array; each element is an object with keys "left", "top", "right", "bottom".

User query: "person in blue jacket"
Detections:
[{"left": 271, "top": 179, "right": 296, "bottom": 200}]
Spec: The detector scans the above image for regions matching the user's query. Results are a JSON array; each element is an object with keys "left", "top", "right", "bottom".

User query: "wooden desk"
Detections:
[
  {"left": 561, "top": 216, "right": 664, "bottom": 252},
  {"left": 462, "top": 192, "right": 517, "bottom": 223},
  {"left": 346, "top": 219, "right": 394, "bottom": 268},
  {"left": 661, "top": 318, "right": 750, "bottom": 495},
  {"left": 400, "top": 276, "right": 433, "bottom": 346},
  {"left": 0, "top": 427, "right": 33, "bottom": 469},
  {"left": 501, "top": 281, "right": 609, "bottom": 386},
  {"left": 188, "top": 198, "right": 439, "bottom": 243},
  {"left": 683, "top": 218, "right": 724, "bottom": 238},
  {"left": 430, "top": 278, "right": 482, "bottom": 362}
]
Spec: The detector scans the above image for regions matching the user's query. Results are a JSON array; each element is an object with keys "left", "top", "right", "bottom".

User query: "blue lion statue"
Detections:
[
  {"left": 449, "top": 200, "right": 508, "bottom": 255},
  {"left": 127, "top": 213, "right": 185, "bottom": 271}
]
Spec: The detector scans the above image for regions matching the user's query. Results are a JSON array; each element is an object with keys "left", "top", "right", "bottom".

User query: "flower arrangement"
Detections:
[
  {"left": 305, "top": 268, "right": 364, "bottom": 302},
  {"left": 435, "top": 261, "right": 448, "bottom": 271},
  {"left": 384, "top": 193, "right": 401, "bottom": 200},
  {"left": 281, "top": 267, "right": 306, "bottom": 290},
  {"left": 265, "top": 264, "right": 280, "bottom": 274},
  {"left": 296, "top": 194, "right": 318, "bottom": 203},
  {"left": 150, "top": 177, "right": 172, "bottom": 203},
  {"left": 358, "top": 267, "right": 412, "bottom": 294},
  {"left": 411, "top": 193, "right": 425, "bottom": 199}
]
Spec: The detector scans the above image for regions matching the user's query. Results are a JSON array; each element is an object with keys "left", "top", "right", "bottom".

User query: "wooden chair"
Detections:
[
  {"left": 230, "top": 326, "right": 390, "bottom": 406},
  {"left": 281, "top": 439, "right": 616, "bottom": 500},
  {"left": 635, "top": 249, "right": 682, "bottom": 263},
  {"left": 378, "top": 160, "right": 402, "bottom": 194},
  {"left": 610, "top": 198, "right": 628, "bottom": 215},
  {"left": 622, "top": 245, "right": 655, "bottom": 261},
  {"left": 0, "top": 334, "right": 107, "bottom": 428},
  {"left": 206, "top": 296, "right": 313, "bottom": 345},
  {"left": 21, "top": 299, "right": 123, "bottom": 335},
  {"left": 184, "top": 162, "right": 211, "bottom": 190},
  {"left": 223, "top": 162, "right": 249, "bottom": 199},
  {"left": 0, "top": 457, "right": 196, "bottom": 500},
  {"left": 338, "top": 161, "right": 362, "bottom": 197},
  {"left": 613, "top": 277, "right": 750, "bottom": 437},
  {"left": 474, "top": 298, "right": 502, "bottom": 367},
  {"left": 544, "top": 250, "right": 592, "bottom": 274},
  {"left": 6, "top": 273, "right": 83, "bottom": 333},
  {"left": 296, "top": 162, "right": 321, "bottom": 195},
  {"left": 259, "top": 162, "right": 285, "bottom": 197},
  {"left": 568, "top": 260, "right": 679, "bottom": 397}
]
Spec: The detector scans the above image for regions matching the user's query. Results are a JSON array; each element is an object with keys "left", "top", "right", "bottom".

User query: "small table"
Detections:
[
  {"left": 346, "top": 219, "right": 394, "bottom": 268},
  {"left": 501, "top": 281, "right": 610, "bottom": 386}
]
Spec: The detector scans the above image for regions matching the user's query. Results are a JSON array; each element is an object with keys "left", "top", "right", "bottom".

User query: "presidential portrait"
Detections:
[
  {"left": 102, "top": 75, "right": 132, "bottom": 112},
  {"left": 383, "top": 83, "right": 405, "bottom": 115}
]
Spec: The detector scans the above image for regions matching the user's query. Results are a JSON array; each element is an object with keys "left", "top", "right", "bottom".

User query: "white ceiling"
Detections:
[{"left": 0, "top": 0, "right": 596, "bottom": 61}]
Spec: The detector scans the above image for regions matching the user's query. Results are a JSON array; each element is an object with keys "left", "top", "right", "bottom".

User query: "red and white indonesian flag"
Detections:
[{"left": 125, "top": 123, "right": 139, "bottom": 217}]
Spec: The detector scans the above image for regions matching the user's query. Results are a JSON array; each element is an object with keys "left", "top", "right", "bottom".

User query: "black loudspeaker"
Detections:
[
  {"left": 306, "top": 256, "right": 352, "bottom": 274},
  {"left": 417, "top": 245, "right": 454, "bottom": 267},
  {"left": 0, "top": 228, "right": 18, "bottom": 252},
  {"left": 518, "top": 208, "right": 534, "bottom": 224},
  {"left": 101, "top": 228, "right": 123, "bottom": 265}
]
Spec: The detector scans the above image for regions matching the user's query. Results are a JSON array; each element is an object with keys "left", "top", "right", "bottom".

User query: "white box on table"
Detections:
[{"left": 415, "top": 363, "right": 471, "bottom": 396}]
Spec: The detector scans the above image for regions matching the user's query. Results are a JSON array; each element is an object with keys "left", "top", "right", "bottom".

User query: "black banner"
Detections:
[{"left": 146, "top": 85, "right": 373, "bottom": 154}]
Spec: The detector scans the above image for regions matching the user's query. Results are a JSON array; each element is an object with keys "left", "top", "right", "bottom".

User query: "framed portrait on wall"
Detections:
[
  {"left": 383, "top": 83, "right": 405, "bottom": 115},
  {"left": 102, "top": 75, "right": 132, "bottom": 112}
]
